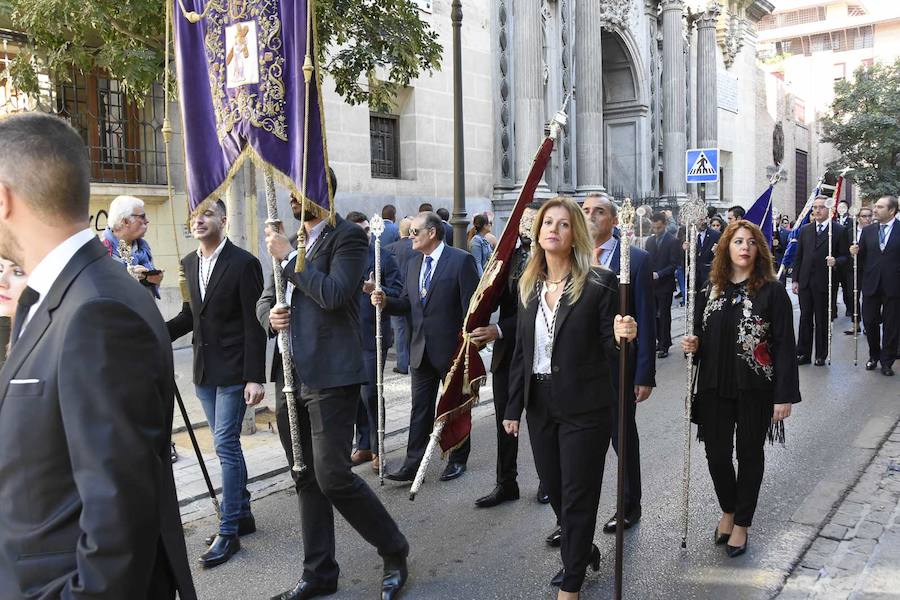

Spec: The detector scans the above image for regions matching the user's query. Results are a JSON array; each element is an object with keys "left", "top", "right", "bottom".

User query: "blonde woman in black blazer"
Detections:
[{"left": 503, "top": 197, "right": 636, "bottom": 599}]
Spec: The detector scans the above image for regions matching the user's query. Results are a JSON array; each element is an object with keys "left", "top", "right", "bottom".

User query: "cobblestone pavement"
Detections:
[{"left": 777, "top": 421, "right": 900, "bottom": 600}]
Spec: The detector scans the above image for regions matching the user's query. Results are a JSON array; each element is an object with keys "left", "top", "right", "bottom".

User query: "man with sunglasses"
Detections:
[{"left": 372, "top": 211, "right": 479, "bottom": 483}]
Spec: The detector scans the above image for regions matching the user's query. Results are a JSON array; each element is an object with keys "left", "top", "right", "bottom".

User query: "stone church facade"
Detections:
[{"left": 490, "top": 0, "right": 813, "bottom": 218}]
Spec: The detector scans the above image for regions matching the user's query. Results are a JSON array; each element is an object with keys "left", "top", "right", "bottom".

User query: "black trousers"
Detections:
[
  {"left": 275, "top": 369, "right": 408, "bottom": 585},
  {"left": 798, "top": 287, "right": 832, "bottom": 359},
  {"left": 527, "top": 379, "right": 609, "bottom": 592},
  {"left": 490, "top": 359, "right": 518, "bottom": 485},
  {"left": 609, "top": 384, "right": 641, "bottom": 511},
  {"left": 863, "top": 292, "right": 900, "bottom": 368},
  {"left": 697, "top": 393, "right": 770, "bottom": 527},
  {"left": 835, "top": 264, "right": 855, "bottom": 316},
  {"left": 654, "top": 291, "right": 674, "bottom": 351},
  {"left": 356, "top": 348, "right": 387, "bottom": 452},
  {"left": 402, "top": 350, "right": 470, "bottom": 472}
]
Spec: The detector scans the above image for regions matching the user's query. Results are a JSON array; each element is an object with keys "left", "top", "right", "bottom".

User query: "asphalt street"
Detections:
[{"left": 183, "top": 305, "right": 900, "bottom": 599}]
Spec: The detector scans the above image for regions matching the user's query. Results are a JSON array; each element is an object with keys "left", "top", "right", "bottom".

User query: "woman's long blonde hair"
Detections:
[{"left": 519, "top": 196, "right": 594, "bottom": 307}]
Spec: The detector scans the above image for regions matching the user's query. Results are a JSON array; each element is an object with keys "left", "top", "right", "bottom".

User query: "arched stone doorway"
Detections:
[{"left": 602, "top": 30, "right": 650, "bottom": 199}]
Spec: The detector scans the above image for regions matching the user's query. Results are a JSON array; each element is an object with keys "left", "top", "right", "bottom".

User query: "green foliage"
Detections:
[
  {"left": 3, "top": 0, "right": 442, "bottom": 111},
  {"left": 821, "top": 59, "right": 900, "bottom": 200}
]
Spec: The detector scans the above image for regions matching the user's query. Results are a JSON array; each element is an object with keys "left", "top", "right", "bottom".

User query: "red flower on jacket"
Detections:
[{"left": 753, "top": 342, "right": 772, "bottom": 366}]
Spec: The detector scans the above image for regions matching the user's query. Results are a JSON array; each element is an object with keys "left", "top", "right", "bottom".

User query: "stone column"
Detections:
[
  {"left": 661, "top": 0, "right": 686, "bottom": 199},
  {"left": 696, "top": 6, "right": 719, "bottom": 150},
  {"left": 575, "top": 1, "right": 603, "bottom": 193},
  {"left": 513, "top": 0, "right": 544, "bottom": 185}
]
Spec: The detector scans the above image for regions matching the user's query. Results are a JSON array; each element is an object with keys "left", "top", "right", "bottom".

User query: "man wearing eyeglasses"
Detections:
[
  {"left": 372, "top": 211, "right": 479, "bottom": 483},
  {"left": 101, "top": 194, "right": 164, "bottom": 297},
  {"left": 792, "top": 195, "right": 850, "bottom": 366}
]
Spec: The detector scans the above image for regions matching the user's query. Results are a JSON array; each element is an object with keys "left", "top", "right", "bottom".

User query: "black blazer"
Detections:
[
  {"left": 387, "top": 237, "right": 418, "bottom": 283},
  {"left": 359, "top": 242, "right": 402, "bottom": 352},
  {"left": 257, "top": 216, "right": 370, "bottom": 390},
  {"left": 490, "top": 245, "right": 529, "bottom": 372},
  {"left": 856, "top": 220, "right": 900, "bottom": 297},
  {"left": 793, "top": 221, "right": 850, "bottom": 293},
  {"left": 505, "top": 268, "right": 621, "bottom": 421},
  {"left": 645, "top": 231, "right": 681, "bottom": 294},
  {"left": 384, "top": 244, "right": 479, "bottom": 373},
  {"left": 0, "top": 239, "right": 196, "bottom": 599},
  {"left": 695, "top": 226, "right": 721, "bottom": 286},
  {"left": 167, "top": 239, "right": 266, "bottom": 386}
]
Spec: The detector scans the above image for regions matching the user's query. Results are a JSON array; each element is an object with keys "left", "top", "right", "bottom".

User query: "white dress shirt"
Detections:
[
  {"left": 419, "top": 241, "right": 446, "bottom": 299},
  {"left": 21, "top": 228, "right": 97, "bottom": 333},
  {"left": 597, "top": 237, "right": 618, "bottom": 270},
  {"left": 197, "top": 236, "right": 228, "bottom": 301},
  {"left": 532, "top": 283, "right": 559, "bottom": 375}
]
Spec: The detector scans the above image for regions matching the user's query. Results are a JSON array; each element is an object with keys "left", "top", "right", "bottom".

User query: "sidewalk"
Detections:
[
  {"left": 172, "top": 342, "right": 497, "bottom": 524},
  {"left": 777, "top": 418, "right": 900, "bottom": 600}
]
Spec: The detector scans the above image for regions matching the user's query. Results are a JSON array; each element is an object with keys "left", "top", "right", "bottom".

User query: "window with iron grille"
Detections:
[
  {"left": 55, "top": 70, "right": 167, "bottom": 185},
  {"left": 370, "top": 114, "right": 400, "bottom": 179},
  {"left": 795, "top": 150, "right": 808, "bottom": 217}
]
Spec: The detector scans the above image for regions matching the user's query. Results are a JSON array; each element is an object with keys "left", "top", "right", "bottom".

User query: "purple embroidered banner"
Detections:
[{"left": 174, "top": 0, "right": 331, "bottom": 214}]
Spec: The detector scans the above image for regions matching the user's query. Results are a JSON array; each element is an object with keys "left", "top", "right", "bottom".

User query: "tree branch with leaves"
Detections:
[
  {"left": 4, "top": 0, "right": 442, "bottom": 112},
  {"left": 820, "top": 58, "right": 900, "bottom": 200}
]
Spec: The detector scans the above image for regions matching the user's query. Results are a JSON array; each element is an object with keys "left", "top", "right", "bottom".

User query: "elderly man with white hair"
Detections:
[{"left": 101, "top": 194, "right": 164, "bottom": 297}]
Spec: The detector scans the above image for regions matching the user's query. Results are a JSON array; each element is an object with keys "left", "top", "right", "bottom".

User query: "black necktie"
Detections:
[{"left": 10, "top": 286, "right": 40, "bottom": 347}]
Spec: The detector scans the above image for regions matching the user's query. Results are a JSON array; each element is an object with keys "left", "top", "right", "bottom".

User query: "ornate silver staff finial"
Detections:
[{"left": 619, "top": 198, "right": 636, "bottom": 285}]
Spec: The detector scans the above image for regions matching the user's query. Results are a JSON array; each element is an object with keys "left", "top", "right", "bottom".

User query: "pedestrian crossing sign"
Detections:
[{"left": 686, "top": 148, "right": 719, "bottom": 183}]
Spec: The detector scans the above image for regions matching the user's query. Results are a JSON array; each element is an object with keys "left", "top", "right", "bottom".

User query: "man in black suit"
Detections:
[
  {"left": 372, "top": 211, "right": 479, "bottom": 482},
  {"left": 387, "top": 220, "right": 417, "bottom": 375},
  {"left": 262, "top": 191, "right": 409, "bottom": 600},
  {"left": 436, "top": 207, "right": 455, "bottom": 247},
  {"left": 472, "top": 203, "right": 542, "bottom": 509},
  {"left": 850, "top": 195, "right": 899, "bottom": 376},
  {"left": 0, "top": 113, "right": 195, "bottom": 598},
  {"left": 583, "top": 193, "right": 657, "bottom": 534},
  {"left": 344, "top": 211, "right": 402, "bottom": 470},
  {"left": 792, "top": 195, "right": 850, "bottom": 366},
  {"left": 167, "top": 199, "right": 266, "bottom": 567},
  {"left": 844, "top": 206, "right": 873, "bottom": 335},
  {"left": 692, "top": 215, "right": 721, "bottom": 290},
  {"left": 645, "top": 212, "right": 681, "bottom": 358}
]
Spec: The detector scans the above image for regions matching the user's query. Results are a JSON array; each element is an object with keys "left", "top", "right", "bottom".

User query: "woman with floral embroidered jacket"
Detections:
[{"left": 682, "top": 220, "right": 800, "bottom": 559}]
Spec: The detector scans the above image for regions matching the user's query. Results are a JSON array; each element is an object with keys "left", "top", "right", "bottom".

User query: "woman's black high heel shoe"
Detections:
[
  {"left": 714, "top": 527, "right": 730, "bottom": 545},
  {"left": 590, "top": 544, "right": 601, "bottom": 572},
  {"left": 726, "top": 534, "right": 748, "bottom": 557}
]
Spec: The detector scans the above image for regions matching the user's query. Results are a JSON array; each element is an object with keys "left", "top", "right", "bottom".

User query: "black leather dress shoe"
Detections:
[
  {"left": 657, "top": 350, "right": 669, "bottom": 359},
  {"left": 270, "top": 579, "right": 337, "bottom": 600},
  {"left": 866, "top": 360, "right": 878, "bottom": 371},
  {"left": 545, "top": 525, "right": 562, "bottom": 547},
  {"left": 550, "top": 567, "right": 564, "bottom": 587},
  {"left": 536, "top": 486, "right": 550, "bottom": 504},
  {"left": 602, "top": 505, "right": 642, "bottom": 534},
  {"left": 882, "top": 367, "right": 895, "bottom": 377},
  {"left": 797, "top": 355, "right": 812, "bottom": 365},
  {"left": 814, "top": 358, "right": 826, "bottom": 366},
  {"left": 385, "top": 468, "right": 416, "bottom": 482},
  {"left": 439, "top": 462, "right": 466, "bottom": 481},
  {"left": 382, "top": 554, "right": 408, "bottom": 600},
  {"left": 392, "top": 367, "right": 408, "bottom": 375},
  {"left": 714, "top": 527, "right": 731, "bottom": 545},
  {"left": 475, "top": 482, "right": 520, "bottom": 508},
  {"left": 205, "top": 514, "right": 256, "bottom": 546},
  {"left": 199, "top": 534, "right": 240, "bottom": 569},
  {"left": 726, "top": 535, "right": 748, "bottom": 558}
]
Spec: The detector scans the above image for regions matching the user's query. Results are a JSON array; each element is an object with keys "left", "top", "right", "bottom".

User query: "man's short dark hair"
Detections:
[
  {"left": 435, "top": 207, "right": 450, "bottom": 221},
  {"left": 0, "top": 113, "right": 90, "bottom": 221},
  {"left": 881, "top": 195, "right": 898, "bottom": 215},
  {"left": 381, "top": 204, "right": 396, "bottom": 221},
  {"left": 215, "top": 199, "right": 227, "bottom": 216},
  {"left": 728, "top": 205, "right": 746, "bottom": 218},
  {"left": 421, "top": 211, "right": 444, "bottom": 240},
  {"left": 707, "top": 207, "right": 718, "bottom": 219},
  {"left": 345, "top": 211, "right": 368, "bottom": 224},
  {"left": 651, "top": 212, "right": 667, "bottom": 224},
  {"left": 418, "top": 202, "right": 434, "bottom": 213}
]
